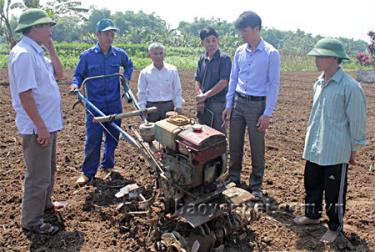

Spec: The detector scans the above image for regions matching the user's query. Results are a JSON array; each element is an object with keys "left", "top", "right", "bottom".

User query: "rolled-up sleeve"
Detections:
[
  {"left": 220, "top": 55, "right": 232, "bottom": 81},
  {"left": 345, "top": 84, "right": 367, "bottom": 151},
  {"left": 12, "top": 52, "right": 38, "bottom": 93}
]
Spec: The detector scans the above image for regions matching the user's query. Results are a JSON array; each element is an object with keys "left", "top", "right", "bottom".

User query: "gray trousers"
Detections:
[
  {"left": 21, "top": 133, "right": 56, "bottom": 229},
  {"left": 146, "top": 101, "right": 174, "bottom": 122},
  {"left": 229, "top": 96, "right": 265, "bottom": 191},
  {"left": 198, "top": 101, "right": 226, "bottom": 134}
]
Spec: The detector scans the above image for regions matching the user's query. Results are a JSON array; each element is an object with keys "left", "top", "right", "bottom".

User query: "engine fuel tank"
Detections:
[{"left": 177, "top": 124, "right": 226, "bottom": 163}]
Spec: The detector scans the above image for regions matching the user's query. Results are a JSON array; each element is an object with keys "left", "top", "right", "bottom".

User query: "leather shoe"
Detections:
[
  {"left": 76, "top": 174, "right": 90, "bottom": 185},
  {"left": 223, "top": 177, "right": 241, "bottom": 187}
]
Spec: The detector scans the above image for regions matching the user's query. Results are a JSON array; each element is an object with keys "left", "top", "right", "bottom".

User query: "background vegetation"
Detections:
[{"left": 0, "top": 0, "right": 372, "bottom": 71}]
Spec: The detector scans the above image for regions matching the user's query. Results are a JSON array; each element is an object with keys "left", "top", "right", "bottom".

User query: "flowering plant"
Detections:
[
  {"left": 357, "top": 31, "right": 375, "bottom": 66},
  {"left": 357, "top": 51, "right": 370, "bottom": 66}
]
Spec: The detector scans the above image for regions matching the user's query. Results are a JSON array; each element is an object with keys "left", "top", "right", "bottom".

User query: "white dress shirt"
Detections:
[
  {"left": 8, "top": 36, "right": 63, "bottom": 134},
  {"left": 137, "top": 63, "right": 183, "bottom": 109}
]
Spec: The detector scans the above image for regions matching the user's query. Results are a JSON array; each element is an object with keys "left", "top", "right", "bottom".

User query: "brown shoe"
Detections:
[
  {"left": 100, "top": 168, "right": 113, "bottom": 180},
  {"left": 23, "top": 223, "right": 60, "bottom": 236},
  {"left": 76, "top": 174, "right": 90, "bottom": 185}
]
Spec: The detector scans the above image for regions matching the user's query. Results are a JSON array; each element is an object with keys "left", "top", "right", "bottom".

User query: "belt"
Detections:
[
  {"left": 147, "top": 100, "right": 173, "bottom": 104},
  {"left": 235, "top": 92, "right": 266, "bottom": 101}
]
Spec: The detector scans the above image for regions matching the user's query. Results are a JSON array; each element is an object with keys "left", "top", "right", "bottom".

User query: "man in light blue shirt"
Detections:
[
  {"left": 222, "top": 11, "right": 280, "bottom": 200},
  {"left": 293, "top": 38, "right": 367, "bottom": 243}
]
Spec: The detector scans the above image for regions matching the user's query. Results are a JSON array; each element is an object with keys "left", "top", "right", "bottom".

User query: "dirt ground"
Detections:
[{"left": 0, "top": 70, "right": 374, "bottom": 251}]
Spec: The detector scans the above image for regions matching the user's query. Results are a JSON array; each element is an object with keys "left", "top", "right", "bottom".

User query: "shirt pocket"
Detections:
[
  {"left": 109, "top": 63, "right": 120, "bottom": 74},
  {"left": 324, "top": 92, "right": 345, "bottom": 122},
  {"left": 88, "top": 64, "right": 101, "bottom": 76},
  {"left": 211, "top": 61, "right": 220, "bottom": 75},
  {"left": 238, "top": 55, "right": 251, "bottom": 74}
]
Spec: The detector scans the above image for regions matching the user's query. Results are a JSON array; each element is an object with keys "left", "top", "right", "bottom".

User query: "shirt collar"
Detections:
[
  {"left": 204, "top": 49, "right": 220, "bottom": 60},
  {"left": 151, "top": 62, "right": 165, "bottom": 71},
  {"left": 246, "top": 38, "right": 265, "bottom": 53},
  {"left": 22, "top": 36, "right": 44, "bottom": 55},
  {"left": 317, "top": 67, "right": 344, "bottom": 86},
  {"left": 94, "top": 43, "right": 116, "bottom": 56}
]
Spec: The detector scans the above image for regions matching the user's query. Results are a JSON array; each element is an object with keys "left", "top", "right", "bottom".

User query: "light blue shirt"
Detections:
[
  {"left": 8, "top": 36, "right": 63, "bottom": 134},
  {"left": 225, "top": 39, "right": 280, "bottom": 116},
  {"left": 303, "top": 68, "right": 367, "bottom": 165}
]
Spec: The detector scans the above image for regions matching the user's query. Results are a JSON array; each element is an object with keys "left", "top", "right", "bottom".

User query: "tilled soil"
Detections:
[{"left": 0, "top": 70, "right": 374, "bottom": 251}]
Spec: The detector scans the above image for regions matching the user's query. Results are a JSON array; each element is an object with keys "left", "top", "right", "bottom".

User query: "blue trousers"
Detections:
[{"left": 82, "top": 101, "right": 122, "bottom": 178}]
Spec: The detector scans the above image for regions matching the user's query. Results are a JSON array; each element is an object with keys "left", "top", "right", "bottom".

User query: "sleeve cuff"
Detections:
[
  {"left": 351, "top": 144, "right": 361, "bottom": 152},
  {"left": 263, "top": 109, "right": 273, "bottom": 117}
]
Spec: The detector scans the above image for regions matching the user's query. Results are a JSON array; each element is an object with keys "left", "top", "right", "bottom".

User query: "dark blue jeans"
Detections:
[{"left": 82, "top": 101, "right": 122, "bottom": 178}]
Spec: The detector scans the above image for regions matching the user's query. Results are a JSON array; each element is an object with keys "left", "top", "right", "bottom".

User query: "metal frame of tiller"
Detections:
[{"left": 72, "top": 73, "right": 165, "bottom": 213}]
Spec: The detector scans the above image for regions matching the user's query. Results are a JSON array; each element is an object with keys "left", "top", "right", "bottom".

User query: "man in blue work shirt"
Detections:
[
  {"left": 293, "top": 38, "right": 367, "bottom": 243},
  {"left": 222, "top": 11, "right": 280, "bottom": 200},
  {"left": 70, "top": 18, "right": 134, "bottom": 185}
]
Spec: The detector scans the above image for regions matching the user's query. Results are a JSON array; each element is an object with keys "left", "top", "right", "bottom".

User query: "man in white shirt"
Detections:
[
  {"left": 137, "top": 42, "right": 183, "bottom": 122},
  {"left": 8, "top": 8, "right": 64, "bottom": 235}
]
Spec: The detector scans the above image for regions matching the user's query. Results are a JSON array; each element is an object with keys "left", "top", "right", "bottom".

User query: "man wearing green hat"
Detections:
[
  {"left": 8, "top": 8, "right": 64, "bottom": 235},
  {"left": 294, "top": 38, "right": 367, "bottom": 243},
  {"left": 70, "top": 18, "right": 133, "bottom": 185}
]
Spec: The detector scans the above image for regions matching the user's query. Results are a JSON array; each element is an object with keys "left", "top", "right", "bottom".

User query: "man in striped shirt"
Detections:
[{"left": 294, "top": 38, "right": 367, "bottom": 243}]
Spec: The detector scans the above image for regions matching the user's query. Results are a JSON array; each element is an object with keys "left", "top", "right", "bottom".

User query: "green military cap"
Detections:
[
  {"left": 96, "top": 18, "right": 119, "bottom": 32},
  {"left": 15, "top": 8, "right": 55, "bottom": 33},
  {"left": 308, "top": 38, "right": 350, "bottom": 60}
]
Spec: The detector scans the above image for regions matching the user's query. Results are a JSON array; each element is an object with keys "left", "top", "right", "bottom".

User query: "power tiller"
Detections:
[{"left": 73, "top": 73, "right": 259, "bottom": 251}]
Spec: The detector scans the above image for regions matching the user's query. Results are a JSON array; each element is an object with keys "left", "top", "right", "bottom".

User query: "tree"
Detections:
[
  {"left": 82, "top": 8, "right": 110, "bottom": 34},
  {"left": 52, "top": 15, "right": 81, "bottom": 42},
  {"left": 177, "top": 17, "right": 235, "bottom": 38},
  {"left": 0, "top": 0, "right": 87, "bottom": 48},
  {"left": 43, "top": 0, "right": 88, "bottom": 20},
  {"left": 0, "top": 0, "right": 17, "bottom": 48}
]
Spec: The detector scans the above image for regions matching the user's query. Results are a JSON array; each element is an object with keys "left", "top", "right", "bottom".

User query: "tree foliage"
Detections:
[
  {"left": 0, "top": 6, "right": 369, "bottom": 59},
  {"left": 0, "top": 0, "right": 87, "bottom": 47}
]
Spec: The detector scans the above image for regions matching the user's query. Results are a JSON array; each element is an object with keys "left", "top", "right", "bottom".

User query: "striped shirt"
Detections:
[{"left": 303, "top": 68, "right": 367, "bottom": 165}]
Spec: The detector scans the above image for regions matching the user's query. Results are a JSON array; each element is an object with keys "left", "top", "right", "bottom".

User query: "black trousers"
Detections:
[
  {"left": 146, "top": 101, "right": 174, "bottom": 122},
  {"left": 304, "top": 161, "right": 348, "bottom": 231}
]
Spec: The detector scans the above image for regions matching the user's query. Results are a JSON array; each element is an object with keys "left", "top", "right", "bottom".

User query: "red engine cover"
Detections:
[{"left": 176, "top": 124, "right": 226, "bottom": 164}]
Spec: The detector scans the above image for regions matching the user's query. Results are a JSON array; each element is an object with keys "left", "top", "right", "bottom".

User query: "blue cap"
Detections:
[{"left": 96, "top": 18, "right": 119, "bottom": 32}]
